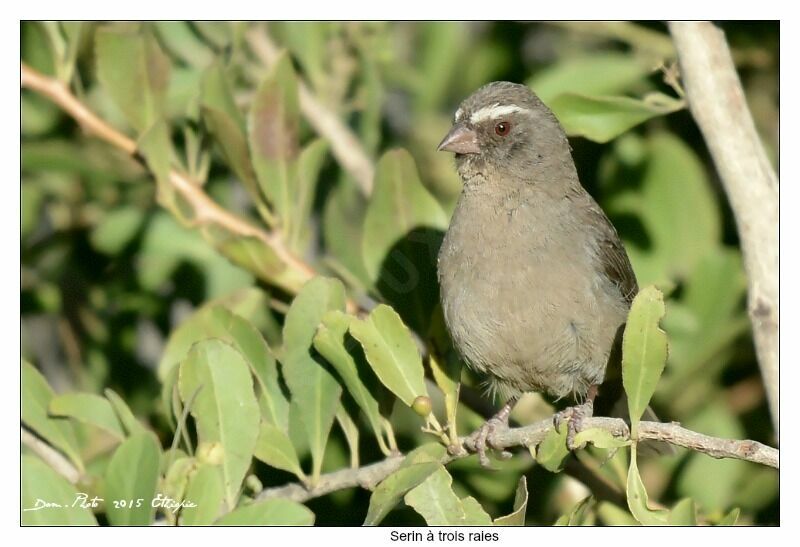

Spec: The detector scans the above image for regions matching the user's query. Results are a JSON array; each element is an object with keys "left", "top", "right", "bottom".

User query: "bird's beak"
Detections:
[{"left": 437, "top": 124, "right": 481, "bottom": 154}]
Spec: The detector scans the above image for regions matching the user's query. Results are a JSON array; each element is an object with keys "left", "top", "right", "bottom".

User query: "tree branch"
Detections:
[
  {"left": 668, "top": 22, "right": 779, "bottom": 434},
  {"left": 258, "top": 415, "right": 778, "bottom": 503},
  {"left": 245, "top": 26, "right": 375, "bottom": 196},
  {"left": 21, "top": 427, "right": 81, "bottom": 484},
  {"left": 21, "top": 63, "right": 317, "bottom": 295}
]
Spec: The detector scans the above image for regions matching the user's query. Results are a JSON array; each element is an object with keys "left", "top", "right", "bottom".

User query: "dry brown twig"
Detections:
[{"left": 668, "top": 22, "right": 779, "bottom": 434}]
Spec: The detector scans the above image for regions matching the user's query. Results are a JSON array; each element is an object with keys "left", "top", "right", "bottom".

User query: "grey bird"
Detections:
[{"left": 436, "top": 81, "right": 638, "bottom": 466}]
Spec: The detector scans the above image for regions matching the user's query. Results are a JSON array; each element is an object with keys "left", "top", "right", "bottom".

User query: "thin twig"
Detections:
[
  {"left": 245, "top": 26, "right": 375, "bottom": 196},
  {"left": 668, "top": 22, "right": 779, "bottom": 435},
  {"left": 21, "top": 427, "right": 81, "bottom": 484},
  {"left": 21, "top": 63, "right": 316, "bottom": 294},
  {"left": 258, "top": 415, "right": 778, "bottom": 503}
]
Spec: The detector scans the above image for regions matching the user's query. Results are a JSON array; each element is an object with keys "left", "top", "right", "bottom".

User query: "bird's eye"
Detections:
[{"left": 495, "top": 121, "right": 511, "bottom": 136}]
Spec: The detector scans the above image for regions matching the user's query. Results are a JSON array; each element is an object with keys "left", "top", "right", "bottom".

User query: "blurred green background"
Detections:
[{"left": 21, "top": 21, "right": 778, "bottom": 525}]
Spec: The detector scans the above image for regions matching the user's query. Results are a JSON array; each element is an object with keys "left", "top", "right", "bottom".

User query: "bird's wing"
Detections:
[{"left": 589, "top": 204, "right": 639, "bottom": 306}]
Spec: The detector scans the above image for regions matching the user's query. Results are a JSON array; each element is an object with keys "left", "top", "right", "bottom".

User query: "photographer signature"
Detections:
[{"left": 24, "top": 493, "right": 196, "bottom": 514}]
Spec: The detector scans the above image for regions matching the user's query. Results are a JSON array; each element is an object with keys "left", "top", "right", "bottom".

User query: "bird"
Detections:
[{"left": 436, "top": 81, "right": 638, "bottom": 466}]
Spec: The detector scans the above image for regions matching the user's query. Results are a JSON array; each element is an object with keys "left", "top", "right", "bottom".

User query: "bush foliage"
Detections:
[{"left": 20, "top": 21, "right": 778, "bottom": 525}]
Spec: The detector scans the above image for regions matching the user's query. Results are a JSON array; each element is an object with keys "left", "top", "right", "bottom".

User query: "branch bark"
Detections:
[
  {"left": 21, "top": 427, "right": 81, "bottom": 484},
  {"left": 668, "top": 22, "right": 779, "bottom": 435},
  {"left": 245, "top": 26, "right": 375, "bottom": 196},
  {"left": 258, "top": 415, "right": 778, "bottom": 503}
]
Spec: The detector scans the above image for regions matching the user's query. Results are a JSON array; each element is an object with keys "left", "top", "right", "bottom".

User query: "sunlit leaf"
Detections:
[
  {"left": 49, "top": 393, "right": 125, "bottom": 441},
  {"left": 626, "top": 446, "right": 669, "bottom": 525},
  {"left": 622, "top": 286, "right": 668, "bottom": 434},
  {"left": 404, "top": 466, "right": 467, "bottom": 525},
  {"left": 215, "top": 499, "right": 315, "bottom": 525},
  {"left": 95, "top": 26, "right": 170, "bottom": 133},
  {"left": 180, "top": 464, "right": 225, "bottom": 525},
  {"left": 549, "top": 93, "right": 683, "bottom": 143},
  {"left": 21, "top": 455, "right": 97, "bottom": 525},
  {"left": 349, "top": 304, "right": 428, "bottom": 408},
  {"left": 178, "top": 339, "right": 260, "bottom": 507},
  {"left": 536, "top": 425, "right": 570, "bottom": 472},
  {"left": 21, "top": 361, "right": 83, "bottom": 473},
  {"left": 281, "top": 277, "right": 345, "bottom": 484},
  {"left": 254, "top": 422, "right": 306, "bottom": 481},
  {"left": 529, "top": 53, "right": 653, "bottom": 105},
  {"left": 105, "top": 432, "right": 161, "bottom": 525},
  {"left": 313, "top": 310, "right": 388, "bottom": 453}
]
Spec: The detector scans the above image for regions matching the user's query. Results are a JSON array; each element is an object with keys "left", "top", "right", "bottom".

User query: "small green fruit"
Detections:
[{"left": 412, "top": 395, "right": 432, "bottom": 416}]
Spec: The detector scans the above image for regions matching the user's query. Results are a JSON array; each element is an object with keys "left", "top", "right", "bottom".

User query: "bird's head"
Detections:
[{"left": 438, "top": 81, "right": 569, "bottom": 184}]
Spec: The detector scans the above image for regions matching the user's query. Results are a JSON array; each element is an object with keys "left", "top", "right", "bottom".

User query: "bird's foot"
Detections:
[
  {"left": 466, "top": 398, "right": 518, "bottom": 468},
  {"left": 554, "top": 385, "right": 599, "bottom": 450}
]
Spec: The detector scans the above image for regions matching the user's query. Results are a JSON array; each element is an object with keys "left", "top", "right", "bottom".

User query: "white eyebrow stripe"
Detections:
[
  {"left": 469, "top": 104, "right": 527, "bottom": 124},
  {"left": 454, "top": 107, "right": 464, "bottom": 122}
]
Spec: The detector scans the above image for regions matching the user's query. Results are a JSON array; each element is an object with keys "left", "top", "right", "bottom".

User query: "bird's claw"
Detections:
[
  {"left": 468, "top": 415, "right": 510, "bottom": 469},
  {"left": 554, "top": 399, "right": 594, "bottom": 450}
]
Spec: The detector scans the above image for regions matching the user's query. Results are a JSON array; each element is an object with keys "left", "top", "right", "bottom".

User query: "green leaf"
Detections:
[
  {"left": 667, "top": 498, "right": 697, "bottom": 525},
  {"left": 159, "top": 302, "right": 288, "bottom": 431},
  {"left": 362, "top": 149, "right": 448, "bottom": 333},
  {"left": 49, "top": 393, "right": 125, "bottom": 441},
  {"left": 554, "top": 496, "right": 596, "bottom": 526},
  {"left": 494, "top": 476, "right": 529, "bottom": 525},
  {"left": 597, "top": 501, "right": 639, "bottom": 525},
  {"left": 104, "top": 388, "right": 147, "bottom": 436},
  {"left": 215, "top": 499, "right": 315, "bottom": 525},
  {"left": 323, "top": 178, "right": 371, "bottom": 285},
  {"left": 289, "top": 138, "right": 328, "bottom": 250},
  {"left": 536, "top": 425, "right": 570, "bottom": 472},
  {"left": 207, "top": 227, "right": 310, "bottom": 294},
  {"left": 349, "top": 304, "right": 428, "bottom": 407},
  {"left": 95, "top": 26, "right": 170, "bottom": 133},
  {"left": 21, "top": 455, "right": 97, "bottom": 525},
  {"left": 137, "top": 118, "right": 176, "bottom": 207},
  {"left": 161, "top": 457, "right": 194, "bottom": 516},
  {"left": 180, "top": 464, "right": 225, "bottom": 525},
  {"left": 90, "top": 206, "right": 144, "bottom": 255},
  {"left": 548, "top": 93, "right": 683, "bottom": 143},
  {"left": 529, "top": 53, "right": 654, "bottom": 105},
  {"left": 622, "top": 285, "right": 668, "bottom": 435},
  {"left": 626, "top": 445, "right": 669, "bottom": 525},
  {"left": 572, "top": 427, "right": 630, "bottom": 449},
  {"left": 254, "top": 422, "right": 306, "bottom": 481},
  {"left": 281, "top": 277, "right": 346, "bottom": 484},
  {"left": 313, "top": 310, "right": 387, "bottom": 452},
  {"left": 428, "top": 349, "right": 461, "bottom": 445},
  {"left": 200, "top": 62, "right": 261, "bottom": 206},
  {"left": 637, "top": 134, "right": 721, "bottom": 283},
  {"left": 365, "top": 461, "right": 441, "bottom": 525},
  {"left": 21, "top": 361, "right": 84, "bottom": 473},
  {"left": 154, "top": 21, "right": 215, "bottom": 68},
  {"left": 336, "top": 406, "right": 361, "bottom": 468},
  {"left": 461, "top": 496, "right": 493, "bottom": 525},
  {"left": 105, "top": 432, "right": 162, "bottom": 525},
  {"left": 717, "top": 507, "right": 740, "bottom": 526},
  {"left": 404, "top": 466, "right": 467, "bottom": 525},
  {"left": 178, "top": 339, "right": 260, "bottom": 507},
  {"left": 248, "top": 51, "right": 300, "bottom": 225}
]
